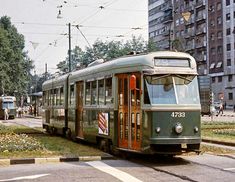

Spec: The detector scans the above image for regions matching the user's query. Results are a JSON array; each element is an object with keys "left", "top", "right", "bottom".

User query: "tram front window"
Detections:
[
  {"left": 145, "top": 75, "right": 200, "bottom": 105},
  {"left": 2, "top": 102, "right": 14, "bottom": 109}
]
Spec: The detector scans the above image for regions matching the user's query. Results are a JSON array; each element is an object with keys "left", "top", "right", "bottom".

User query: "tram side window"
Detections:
[
  {"left": 46, "top": 91, "right": 50, "bottom": 106},
  {"left": 105, "top": 77, "right": 112, "bottom": 105},
  {"left": 56, "top": 88, "right": 60, "bottom": 105},
  {"left": 53, "top": 89, "right": 57, "bottom": 106},
  {"left": 60, "top": 87, "right": 64, "bottom": 105},
  {"left": 70, "top": 84, "right": 75, "bottom": 105},
  {"left": 85, "top": 82, "right": 91, "bottom": 105},
  {"left": 50, "top": 90, "right": 54, "bottom": 106},
  {"left": 91, "top": 81, "right": 97, "bottom": 105},
  {"left": 98, "top": 79, "right": 105, "bottom": 105}
]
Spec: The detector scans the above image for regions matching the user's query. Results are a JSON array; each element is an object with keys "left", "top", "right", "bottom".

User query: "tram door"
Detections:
[
  {"left": 76, "top": 81, "right": 84, "bottom": 138},
  {"left": 117, "top": 73, "right": 142, "bottom": 151}
]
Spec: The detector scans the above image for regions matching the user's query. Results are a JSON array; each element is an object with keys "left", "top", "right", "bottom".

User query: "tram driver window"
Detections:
[{"left": 105, "top": 77, "right": 112, "bottom": 105}]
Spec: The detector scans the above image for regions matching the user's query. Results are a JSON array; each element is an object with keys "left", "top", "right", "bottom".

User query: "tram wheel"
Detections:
[{"left": 99, "top": 139, "right": 110, "bottom": 153}]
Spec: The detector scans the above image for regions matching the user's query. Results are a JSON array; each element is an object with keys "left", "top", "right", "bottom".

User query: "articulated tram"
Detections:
[{"left": 42, "top": 51, "right": 201, "bottom": 154}]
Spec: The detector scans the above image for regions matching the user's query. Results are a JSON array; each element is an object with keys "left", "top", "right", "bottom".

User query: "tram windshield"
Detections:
[
  {"left": 144, "top": 74, "right": 200, "bottom": 105},
  {"left": 2, "top": 101, "right": 15, "bottom": 109}
]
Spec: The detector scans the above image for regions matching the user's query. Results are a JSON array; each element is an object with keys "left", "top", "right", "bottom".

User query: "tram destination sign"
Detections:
[{"left": 154, "top": 58, "right": 190, "bottom": 67}]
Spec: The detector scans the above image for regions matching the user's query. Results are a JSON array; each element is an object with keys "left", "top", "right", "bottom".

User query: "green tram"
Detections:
[
  {"left": 0, "top": 96, "right": 17, "bottom": 119},
  {"left": 42, "top": 51, "right": 201, "bottom": 154}
]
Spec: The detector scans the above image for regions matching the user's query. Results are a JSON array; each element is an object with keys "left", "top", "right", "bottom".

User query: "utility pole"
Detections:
[{"left": 68, "top": 23, "right": 72, "bottom": 72}]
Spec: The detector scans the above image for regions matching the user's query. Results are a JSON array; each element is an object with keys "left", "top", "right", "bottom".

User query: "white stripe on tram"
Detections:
[{"left": 86, "top": 161, "right": 142, "bottom": 182}]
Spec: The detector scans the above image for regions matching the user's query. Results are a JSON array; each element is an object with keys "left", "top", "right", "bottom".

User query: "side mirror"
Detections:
[{"left": 130, "top": 75, "right": 136, "bottom": 90}]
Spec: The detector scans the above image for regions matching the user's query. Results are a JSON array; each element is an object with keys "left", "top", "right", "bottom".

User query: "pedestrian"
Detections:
[
  {"left": 4, "top": 107, "right": 9, "bottom": 120},
  {"left": 217, "top": 103, "right": 223, "bottom": 116}
]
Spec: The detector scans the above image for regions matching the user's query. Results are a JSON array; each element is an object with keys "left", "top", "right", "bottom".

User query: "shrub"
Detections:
[{"left": 0, "top": 133, "right": 44, "bottom": 152}]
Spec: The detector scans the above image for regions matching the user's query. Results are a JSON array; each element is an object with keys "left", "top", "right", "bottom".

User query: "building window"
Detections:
[
  {"left": 210, "top": 20, "right": 215, "bottom": 26},
  {"left": 226, "top": 13, "right": 231, "bottom": 21},
  {"left": 226, "top": 0, "right": 230, "bottom": 6},
  {"left": 209, "top": 5, "right": 215, "bottom": 12},
  {"left": 176, "top": 19, "right": 180, "bottom": 26},
  {"left": 211, "top": 33, "right": 215, "bottom": 40},
  {"left": 218, "top": 76, "right": 222, "bottom": 82},
  {"left": 229, "top": 93, "right": 233, "bottom": 100},
  {"left": 218, "top": 46, "right": 223, "bottom": 53},
  {"left": 217, "top": 31, "right": 222, "bottom": 39},
  {"left": 226, "top": 28, "right": 231, "bottom": 35},
  {"left": 217, "top": 2, "right": 222, "bottom": 10},
  {"left": 227, "top": 59, "right": 231, "bottom": 66},
  {"left": 212, "top": 77, "right": 215, "bottom": 83},
  {"left": 228, "top": 75, "right": 233, "bottom": 82},
  {"left": 227, "top": 43, "right": 231, "bottom": 51},
  {"left": 217, "top": 17, "right": 222, "bottom": 25},
  {"left": 211, "top": 48, "right": 216, "bottom": 55},
  {"left": 180, "top": 17, "right": 184, "bottom": 24}
]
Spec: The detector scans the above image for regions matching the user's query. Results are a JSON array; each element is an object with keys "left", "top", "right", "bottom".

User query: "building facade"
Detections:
[{"left": 148, "top": 0, "right": 235, "bottom": 106}]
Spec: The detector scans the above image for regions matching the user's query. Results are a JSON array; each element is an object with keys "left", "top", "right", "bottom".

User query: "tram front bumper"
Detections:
[{"left": 149, "top": 137, "right": 201, "bottom": 145}]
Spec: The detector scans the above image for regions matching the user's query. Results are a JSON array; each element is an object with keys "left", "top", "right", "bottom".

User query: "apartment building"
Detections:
[
  {"left": 148, "top": 0, "right": 235, "bottom": 106},
  {"left": 209, "top": 0, "right": 235, "bottom": 106}
]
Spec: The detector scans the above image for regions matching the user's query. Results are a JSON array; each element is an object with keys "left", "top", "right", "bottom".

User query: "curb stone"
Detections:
[{"left": 0, "top": 154, "right": 115, "bottom": 166}]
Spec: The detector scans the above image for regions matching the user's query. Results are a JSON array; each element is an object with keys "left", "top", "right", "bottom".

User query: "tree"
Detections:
[
  {"left": 0, "top": 16, "right": 34, "bottom": 98},
  {"left": 146, "top": 38, "right": 159, "bottom": 53}
]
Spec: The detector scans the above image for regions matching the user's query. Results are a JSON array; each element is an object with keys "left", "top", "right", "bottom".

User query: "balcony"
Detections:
[
  {"left": 185, "top": 5, "right": 194, "bottom": 12},
  {"left": 195, "top": 53, "right": 207, "bottom": 62},
  {"left": 196, "top": 13, "right": 206, "bottom": 22},
  {"left": 196, "top": 27, "right": 206, "bottom": 35},
  {"left": 195, "top": 0, "right": 206, "bottom": 9},
  {"left": 162, "top": 30, "right": 170, "bottom": 36},
  {"left": 185, "top": 43, "right": 195, "bottom": 51},
  {"left": 196, "top": 41, "right": 206, "bottom": 49},
  {"left": 185, "top": 17, "right": 195, "bottom": 26},
  {"left": 185, "top": 31, "right": 195, "bottom": 39},
  {"left": 162, "top": 15, "right": 173, "bottom": 24}
]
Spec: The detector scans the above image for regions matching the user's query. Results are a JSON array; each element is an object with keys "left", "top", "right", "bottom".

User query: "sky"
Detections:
[{"left": 0, "top": 0, "right": 148, "bottom": 74}]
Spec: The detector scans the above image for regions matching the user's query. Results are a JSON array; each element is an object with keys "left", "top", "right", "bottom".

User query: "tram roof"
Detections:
[
  {"left": 71, "top": 51, "right": 196, "bottom": 80},
  {"left": 43, "top": 51, "right": 197, "bottom": 89}
]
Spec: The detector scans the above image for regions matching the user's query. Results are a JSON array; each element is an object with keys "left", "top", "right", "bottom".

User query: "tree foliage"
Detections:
[
  {"left": 57, "top": 35, "right": 159, "bottom": 73},
  {"left": 0, "top": 16, "right": 34, "bottom": 97}
]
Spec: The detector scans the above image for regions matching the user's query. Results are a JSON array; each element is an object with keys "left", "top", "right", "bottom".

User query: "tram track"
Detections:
[{"left": 126, "top": 153, "right": 235, "bottom": 182}]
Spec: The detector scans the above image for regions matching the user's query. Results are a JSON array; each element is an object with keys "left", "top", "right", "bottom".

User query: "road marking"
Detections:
[
  {"left": 223, "top": 167, "right": 235, "bottom": 171},
  {"left": 86, "top": 161, "right": 142, "bottom": 182},
  {"left": 0, "top": 174, "right": 50, "bottom": 181}
]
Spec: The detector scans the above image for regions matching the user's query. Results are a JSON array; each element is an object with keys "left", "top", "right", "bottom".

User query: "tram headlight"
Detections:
[
  {"left": 155, "top": 127, "right": 161, "bottom": 133},
  {"left": 175, "top": 123, "right": 183, "bottom": 134},
  {"left": 194, "top": 126, "right": 199, "bottom": 133}
]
